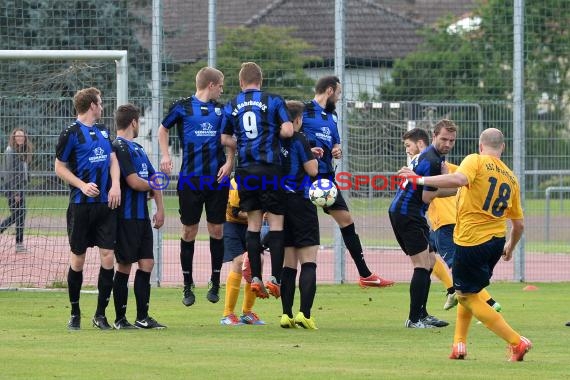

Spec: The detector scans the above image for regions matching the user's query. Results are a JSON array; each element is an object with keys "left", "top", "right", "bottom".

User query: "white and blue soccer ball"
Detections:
[{"left": 309, "top": 179, "right": 338, "bottom": 207}]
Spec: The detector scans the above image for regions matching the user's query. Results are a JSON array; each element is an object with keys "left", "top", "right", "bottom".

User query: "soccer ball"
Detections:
[{"left": 309, "top": 179, "right": 338, "bottom": 207}]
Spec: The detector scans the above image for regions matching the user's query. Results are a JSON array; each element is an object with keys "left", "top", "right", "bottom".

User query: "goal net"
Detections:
[{"left": 0, "top": 50, "right": 127, "bottom": 289}]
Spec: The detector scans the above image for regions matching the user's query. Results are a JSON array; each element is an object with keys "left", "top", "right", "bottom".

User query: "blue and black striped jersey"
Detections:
[
  {"left": 112, "top": 137, "right": 155, "bottom": 220},
  {"left": 161, "top": 96, "right": 226, "bottom": 177},
  {"left": 389, "top": 145, "right": 444, "bottom": 217},
  {"left": 222, "top": 89, "right": 289, "bottom": 168},
  {"left": 55, "top": 121, "right": 113, "bottom": 204},
  {"left": 281, "top": 132, "right": 314, "bottom": 198},
  {"left": 301, "top": 100, "right": 341, "bottom": 175}
]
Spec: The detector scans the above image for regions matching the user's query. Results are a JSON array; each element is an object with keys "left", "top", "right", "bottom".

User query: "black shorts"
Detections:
[
  {"left": 66, "top": 203, "right": 117, "bottom": 254},
  {"left": 315, "top": 173, "right": 349, "bottom": 214},
  {"left": 223, "top": 221, "right": 247, "bottom": 263},
  {"left": 388, "top": 211, "right": 429, "bottom": 256},
  {"left": 115, "top": 219, "right": 154, "bottom": 264},
  {"left": 453, "top": 237, "right": 505, "bottom": 294},
  {"left": 284, "top": 193, "right": 320, "bottom": 248},
  {"left": 177, "top": 177, "right": 229, "bottom": 225},
  {"left": 235, "top": 165, "right": 286, "bottom": 215}
]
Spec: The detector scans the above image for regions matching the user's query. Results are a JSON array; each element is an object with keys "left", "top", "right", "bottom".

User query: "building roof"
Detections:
[{"left": 135, "top": 0, "right": 478, "bottom": 63}]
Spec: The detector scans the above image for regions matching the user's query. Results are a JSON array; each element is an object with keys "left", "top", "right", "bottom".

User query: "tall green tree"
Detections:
[{"left": 166, "top": 25, "right": 319, "bottom": 103}]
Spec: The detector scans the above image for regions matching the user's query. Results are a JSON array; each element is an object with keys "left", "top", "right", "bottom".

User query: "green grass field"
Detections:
[
  {"left": 24, "top": 195, "right": 570, "bottom": 218},
  {"left": 1, "top": 283, "right": 569, "bottom": 379}
]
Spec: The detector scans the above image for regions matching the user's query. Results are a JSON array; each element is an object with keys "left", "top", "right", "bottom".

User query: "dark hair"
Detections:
[
  {"left": 433, "top": 119, "right": 457, "bottom": 136},
  {"left": 115, "top": 104, "right": 140, "bottom": 131},
  {"left": 285, "top": 100, "right": 305, "bottom": 121},
  {"left": 315, "top": 76, "right": 340, "bottom": 95},
  {"left": 73, "top": 87, "right": 101, "bottom": 114},
  {"left": 402, "top": 128, "right": 429, "bottom": 146}
]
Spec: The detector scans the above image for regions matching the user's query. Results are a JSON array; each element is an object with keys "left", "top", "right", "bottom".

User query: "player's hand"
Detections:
[
  {"left": 81, "top": 182, "right": 100, "bottom": 197},
  {"left": 331, "top": 146, "right": 342, "bottom": 159},
  {"left": 108, "top": 185, "right": 121, "bottom": 209},
  {"left": 160, "top": 154, "right": 173, "bottom": 175},
  {"left": 153, "top": 209, "right": 165, "bottom": 229},
  {"left": 217, "top": 162, "right": 232, "bottom": 183},
  {"left": 502, "top": 241, "right": 514, "bottom": 261},
  {"left": 397, "top": 167, "right": 416, "bottom": 178},
  {"left": 311, "top": 147, "right": 324, "bottom": 159}
]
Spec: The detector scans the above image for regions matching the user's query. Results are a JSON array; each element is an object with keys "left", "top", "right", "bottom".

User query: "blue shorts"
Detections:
[
  {"left": 433, "top": 224, "right": 456, "bottom": 267},
  {"left": 223, "top": 222, "right": 247, "bottom": 263},
  {"left": 452, "top": 236, "right": 505, "bottom": 294}
]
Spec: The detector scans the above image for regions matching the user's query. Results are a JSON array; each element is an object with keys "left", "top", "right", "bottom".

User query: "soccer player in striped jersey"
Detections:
[
  {"left": 389, "top": 120, "right": 455, "bottom": 328},
  {"left": 221, "top": 62, "right": 294, "bottom": 299},
  {"left": 55, "top": 87, "right": 121, "bottom": 330},
  {"left": 158, "top": 67, "right": 235, "bottom": 307},
  {"left": 398, "top": 128, "right": 531, "bottom": 361},
  {"left": 301, "top": 76, "right": 393, "bottom": 288},
  {"left": 111, "top": 104, "right": 166, "bottom": 329},
  {"left": 279, "top": 100, "right": 323, "bottom": 329},
  {"left": 403, "top": 128, "right": 457, "bottom": 312}
]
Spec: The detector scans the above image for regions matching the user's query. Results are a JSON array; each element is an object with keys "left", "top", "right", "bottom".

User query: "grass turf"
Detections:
[{"left": 0, "top": 283, "right": 569, "bottom": 379}]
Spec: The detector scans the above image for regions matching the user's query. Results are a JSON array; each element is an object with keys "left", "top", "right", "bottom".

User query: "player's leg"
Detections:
[
  {"left": 221, "top": 222, "right": 246, "bottom": 325},
  {"left": 295, "top": 246, "right": 318, "bottom": 330},
  {"left": 261, "top": 182, "right": 287, "bottom": 297},
  {"left": 178, "top": 183, "right": 206, "bottom": 306},
  {"left": 204, "top": 186, "right": 229, "bottom": 303},
  {"left": 112, "top": 219, "right": 136, "bottom": 329},
  {"left": 91, "top": 204, "right": 117, "bottom": 330},
  {"left": 280, "top": 247, "right": 298, "bottom": 328},
  {"left": 329, "top": 191, "right": 393, "bottom": 287},
  {"left": 65, "top": 204, "right": 89, "bottom": 330}
]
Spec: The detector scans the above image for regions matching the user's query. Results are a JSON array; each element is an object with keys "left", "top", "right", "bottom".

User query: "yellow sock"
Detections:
[
  {"left": 479, "top": 288, "right": 492, "bottom": 303},
  {"left": 242, "top": 282, "right": 256, "bottom": 314},
  {"left": 223, "top": 271, "right": 241, "bottom": 317},
  {"left": 433, "top": 255, "right": 453, "bottom": 290},
  {"left": 453, "top": 302, "right": 472, "bottom": 344},
  {"left": 462, "top": 293, "right": 520, "bottom": 345}
]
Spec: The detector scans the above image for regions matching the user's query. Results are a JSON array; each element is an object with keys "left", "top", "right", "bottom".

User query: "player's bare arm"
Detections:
[
  {"left": 503, "top": 218, "right": 524, "bottom": 261},
  {"left": 108, "top": 152, "right": 121, "bottom": 209},
  {"left": 55, "top": 158, "right": 100, "bottom": 197},
  {"left": 158, "top": 124, "right": 172, "bottom": 174}
]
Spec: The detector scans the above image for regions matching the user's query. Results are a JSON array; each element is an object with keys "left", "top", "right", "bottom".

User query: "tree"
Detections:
[
  {"left": 0, "top": 0, "right": 151, "bottom": 179},
  {"left": 166, "top": 25, "right": 319, "bottom": 103}
]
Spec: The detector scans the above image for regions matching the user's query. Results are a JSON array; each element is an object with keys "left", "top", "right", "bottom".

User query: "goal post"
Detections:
[
  {"left": 0, "top": 49, "right": 129, "bottom": 289},
  {"left": 0, "top": 50, "right": 128, "bottom": 107}
]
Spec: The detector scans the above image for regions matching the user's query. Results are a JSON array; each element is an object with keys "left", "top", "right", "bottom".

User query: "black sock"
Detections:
[
  {"left": 409, "top": 268, "right": 430, "bottom": 322},
  {"left": 299, "top": 262, "right": 317, "bottom": 318},
  {"left": 180, "top": 239, "right": 195, "bottom": 286},
  {"left": 209, "top": 237, "right": 224, "bottom": 286},
  {"left": 447, "top": 286, "right": 455, "bottom": 294},
  {"left": 113, "top": 271, "right": 129, "bottom": 321},
  {"left": 486, "top": 297, "right": 496, "bottom": 307},
  {"left": 67, "top": 267, "right": 83, "bottom": 316},
  {"left": 95, "top": 267, "right": 114, "bottom": 316},
  {"left": 420, "top": 269, "right": 433, "bottom": 319},
  {"left": 340, "top": 224, "right": 371, "bottom": 278},
  {"left": 280, "top": 266, "right": 297, "bottom": 317},
  {"left": 267, "top": 230, "right": 284, "bottom": 283},
  {"left": 246, "top": 231, "right": 262, "bottom": 279},
  {"left": 134, "top": 269, "right": 151, "bottom": 320}
]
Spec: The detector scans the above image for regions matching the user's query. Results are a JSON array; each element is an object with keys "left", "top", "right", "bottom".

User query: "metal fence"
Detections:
[{"left": 1, "top": 0, "right": 569, "bottom": 288}]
